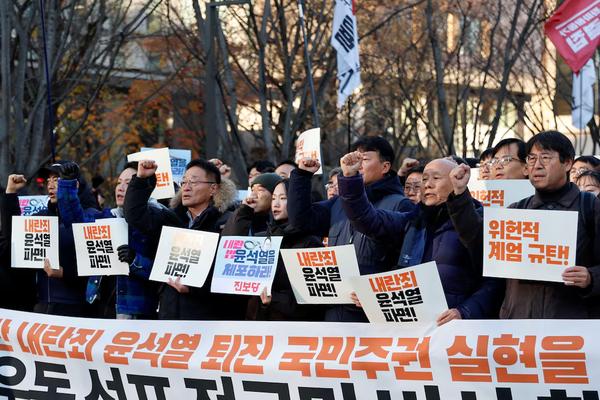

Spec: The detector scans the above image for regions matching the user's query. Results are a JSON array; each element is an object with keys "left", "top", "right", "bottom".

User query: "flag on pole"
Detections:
[
  {"left": 544, "top": 0, "right": 600, "bottom": 73},
  {"left": 331, "top": 0, "right": 361, "bottom": 109},
  {"left": 572, "top": 58, "right": 597, "bottom": 129}
]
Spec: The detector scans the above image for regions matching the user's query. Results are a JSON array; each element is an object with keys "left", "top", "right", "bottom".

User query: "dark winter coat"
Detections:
[
  {"left": 339, "top": 173, "right": 503, "bottom": 319},
  {"left": 123, "top": 174, "right": 245, "bottom": 320}
]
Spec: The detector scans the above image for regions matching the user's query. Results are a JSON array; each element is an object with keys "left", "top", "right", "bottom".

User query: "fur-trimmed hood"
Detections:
[{"left": 169, "top": 177, "right": 237, "bottom": 213}]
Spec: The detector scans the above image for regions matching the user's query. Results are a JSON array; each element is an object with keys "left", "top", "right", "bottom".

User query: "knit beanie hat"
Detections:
[{"left": 251, "top": 173, "right": 283, "bottom": 194}]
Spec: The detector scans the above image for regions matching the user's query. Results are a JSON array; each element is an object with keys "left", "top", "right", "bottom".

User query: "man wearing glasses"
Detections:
[
  {"left": 490, "top": 138, "right": 528, "bottom": 180},
  {"left": 123, "top": 158, "right": 244, "bottom": 320},
  {"left": 448, "top": 131, "right": 600, "bottom": 319}
]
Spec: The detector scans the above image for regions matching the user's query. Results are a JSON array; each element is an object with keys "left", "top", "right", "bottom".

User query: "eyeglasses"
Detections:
[
  {"left": 570, "top": 167, "right": 591, "bottom": 177},
  {"left": 404, "top": 184, "right": 422, "bottom": 193},
  {"left": 325, "top": 182, "right": 338, "bottom": 190},
  {"left": 525, "top": 154, "right": 557, "bottom": 166},
  {"left": 480, "top": 161, "right": 493, "bottom": 170},
  {"left": 490, "top": 155, "right": 520, "bottom": 167},
  {"left": 179, "top": 180, "right": 216, "bottom": 187}
]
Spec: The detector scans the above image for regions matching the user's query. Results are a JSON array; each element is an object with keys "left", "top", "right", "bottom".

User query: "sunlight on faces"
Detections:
[
  {"left": 479, "top": 157, "right": 492, "bottom": 180},
  {"left": 576, "top": 175, "right": 600, "bottom": 196},
  {"left": 251, "top": 184, "right": 272, "bottom": 213},
  {"left": 271, "top": 182, "right": 288, "bottom": 221},
  {"left": 326, "top": 174, "right": 339, "bottom": 199},
  {"left": 421, "top": 159, "right": 455, "bottom": 206},
  {"left": 115, "top": 168, "right": 136, "bottom": 207},
  {"left": 248, "top": 168, "right": 261, "bottom": 186},
  {"left": 46, "top": 174, "right": 59, "bottom": 204},
  {"left": 357, "top": 150, "right": 391, "bottom": 185},
  {"left": 181, "top": 166, "right": 217, "bottom": 209},
  {"left": 527, "top": 145, "right": 572, "bottom": 191},
  {"left": 404, "top": 171, "right": 423, "bottom": 204},
  {"left": 569, "top": 160, "right": 595, "bottom": 183},
  {"left": 492, "top": 143, "right": 527, "bottom": 180},
  {"left": 275, "top": 164, "right": 295, "bottom": 179}
]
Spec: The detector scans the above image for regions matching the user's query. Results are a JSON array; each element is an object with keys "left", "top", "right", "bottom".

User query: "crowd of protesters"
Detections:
[{"left": 1, "top": 130, "right": 599, "bottom": 323}]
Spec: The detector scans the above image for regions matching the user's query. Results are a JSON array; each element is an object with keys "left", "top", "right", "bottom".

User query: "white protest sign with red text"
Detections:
[
  {"left": 280, "top": 244, "right": 360, "bottom": 304},
  {"left": 351, "top": 262, "right": 448, "bottom": 328},
  {"left": 127, "top": 147, "right": 175, "bottom": 199},
  {"left": 295, "top": 128, "right": 323, "bottom": 175},
  {"left": 469, "top": 179, "right": 535, "bottom": 208},
  {"left": 11, "top": 216, "right": 59, "bottom": 269},
  {"left": 73, "top": 219, "right": 129, "bottom": 276},
  {"left": 150, "top": 226, "right": 220, "bottom": 288},
  {"left": 484, "top": 208, "right": 578, "bottom": 282},
  {"left": 211, "top": 236, "right": 283, "bottom": 296},
  {"left": 1, "top": 308, "right": 600, "bottom": 398}
]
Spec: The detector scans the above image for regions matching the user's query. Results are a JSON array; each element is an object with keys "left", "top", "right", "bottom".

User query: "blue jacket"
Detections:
[
  {"left": 338, "top": 174, "right": 503, "bottom": 319},
  {"left": 85, "top": 207, "right": 160, "bottom": 317},
  {"left": 288, "top": 169, "right": 415, "bottom": 275}
]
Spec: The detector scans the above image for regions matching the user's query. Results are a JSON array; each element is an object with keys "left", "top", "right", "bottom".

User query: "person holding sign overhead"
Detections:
[
  {"left": 449, "top": 131, "right": 600, "bottom": 318},
  {"left": 123, "top": 158, "right": 244, "bottom": 320},
  {"left": 338, "top": 153, "right": 503, "bottom": 325},
  {"left": 288, "top": 136, "right": 415, "bottom": 322}
]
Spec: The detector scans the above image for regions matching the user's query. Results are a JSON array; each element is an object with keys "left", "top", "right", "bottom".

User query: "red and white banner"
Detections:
[
  {"left": 544, "top": 0, "right": 600, "bottom": 73},
  {"left": 0, "top": 308, "right": 599, "bottom": 399}
]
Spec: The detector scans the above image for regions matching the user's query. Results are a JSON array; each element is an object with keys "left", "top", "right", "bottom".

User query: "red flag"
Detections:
[{"left": 544, "top": 0, "right": 600, "bottom": 73}]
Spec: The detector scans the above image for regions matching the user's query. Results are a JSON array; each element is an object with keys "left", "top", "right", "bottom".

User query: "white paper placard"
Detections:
[
  {"left": 280, "top": 244, "right": 361, "bottom": 304},
  {"left": 142, "top": 147, "right": 191, "bottom": 184},
  {"left": 11, "top": 216, "right": 59, "bottom": 269},
  {"left": 211, "top": 236, "right": 284, "bottom": 296},
  {"left": 469, "top": 167, "right": 480, "bottom": 182},
  {"left": 128, "top": 147, "right": 175, "bottom": 199},
  {"left": 469, "top": 179, "right": 535, "bottom": 207},
  {"left": 295, "top": 128, "right": 323, "bottom": 175},
  {"left": 73, "top": 219, "right": 129, "bottom": 276},
  {"left": 483, "top": 208, "right": 578, "bottom": 282},
  {"left": 150, "top": 226, "right": 220, "bottom": 288},
  {"left": 18, "top": 196, "right": 48, "bottom": 216},
  {"left": 350, "top": 262, "right": 448, "bottom": 328}
]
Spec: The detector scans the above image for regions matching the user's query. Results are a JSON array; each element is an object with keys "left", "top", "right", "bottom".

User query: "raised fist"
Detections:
[
  {"left": 449, "top": 164, "right": 471, "bottom": 195},
  {"left": 137, "top": 160, "right": 158, "bottom": 179},
  {"left": 298, "top": 157, "right": 320, "bottom": 174},
  {"left": 399, "top": 157, "right": 419, "bottom": 177},
  {"left": 340, "top": 151, "right": 363, "bottom": 177},
  {"left": 59, "top": 161, "right": 80, "bottom": 180},
  {"left": 6, "top": 174, "right": 27, "bottom": 194}
]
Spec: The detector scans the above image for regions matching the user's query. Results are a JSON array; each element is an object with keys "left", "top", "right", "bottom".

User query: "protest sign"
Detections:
[
  {"left": 212, "top": 236, "right": 283, "bottom": 296},
  {"left": 280, "top": 245, "right": 360, "bottom": 304},
  {"left": 11, "top": 216, "right": 59, "bottom": 269},
  {"left": 128, "top": 147, "right": 175, "bottom": 199},
  {"left": 18, "top": 195, "right": 48, "bottom": 216},
  {"left": 142, "top": 147, "right": 191, "bottom": 184},
  {"left": 73, "top": 219, "right": 129, "bottom": 276},
  {"left": 469, "top": 167, "right": 480, "bottom": 182},
  {"left": 351, "top": 262, "right": 448, "bottom": 327},
  {"left": 1, "top": 307, "right": 599, "bottom": 399},
  {"left": 484, "top": 208, "right": 578, "bottom": 282},
  {"left": 150, "top": 226, "right": 220, "bottom": 288},
  {"left": 295, "top": 128, "right": 323, "bottom": 174},
  {"left": 469, "top": 179, "right": 535, "bottom": 207}
]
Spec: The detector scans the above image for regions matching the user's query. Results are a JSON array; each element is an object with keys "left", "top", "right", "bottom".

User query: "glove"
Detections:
[
  {"left": 117, "top": 244, "right": 136, "bottom": 264},
  {"left": 59, "top": 161, "right": 80, "bottom": 180}
]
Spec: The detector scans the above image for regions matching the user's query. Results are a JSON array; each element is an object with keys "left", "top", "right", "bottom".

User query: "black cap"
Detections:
[{"left": 37, "top": 160, "right": 68, "bottom": 180}]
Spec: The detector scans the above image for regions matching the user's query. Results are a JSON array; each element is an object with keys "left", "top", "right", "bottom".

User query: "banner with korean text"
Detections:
[
  {"left": 73, "top": 219, "right": 129, "bottom": 276},
  {"left": 483, "top": 208, "right": 578, "bottom": 282},
  {"left": 295, "top": 128, "right": 323, "bottom": 175},
  {"left": 212, "top": 236, "right": 283, "bottom": 296},
  {"left": 280, "top": 245, "right": 360, "bottom": 304},
  {"left": 128, "top": 147, "right": 175, "bottom": 199},
  {"left": 150, "top": 226, "right": 220, "bottom": 287},
  {"left": 351, "top": 262, "right": 448, "bottom": 328},
  {"left": 469, "top": 179, "right": 535, "bottom": 208},
  {"left": 11, "top": 216, "right": 59, "bottom": 269},
  {"left": 1, "top": 308, "right": 599, "bottom": 399},
  {"left": 18, "top": 195, "right": 48, "bottom": 216}
]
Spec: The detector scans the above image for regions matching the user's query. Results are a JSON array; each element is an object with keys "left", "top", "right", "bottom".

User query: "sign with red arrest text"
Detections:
[
  {"left": 150, "top": 226, "right": 220, "bottom": 288},
  {"left": 73, "top": 219, "right": 129, "bottom": 276},
  {"left": 483, "top": 208, "right": 578, "bottom": 282},
  {"left": 211, "top": 235, "right": 283, "bottom": 296},
  {"left": 11, "top": 216, "right": 59, "bottom": 270},
  {"left": 280, "top": 245, "right": 360, "bottom": 304},
  {"left": 1, "top": 308, "right": 600, "bottom": 399},
  {"left": 469, "top": 179, "right": 535, "bottom": 208},
  {"left": 295, "top": 128, "right": 323, "bottom": 175},
  {"left": 351, "top": 262, "right": 448, "bottom": 329},
  {"left": 128, "top": 147, "right": 175, "bottom": 200}
]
